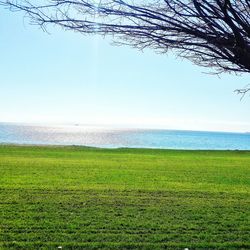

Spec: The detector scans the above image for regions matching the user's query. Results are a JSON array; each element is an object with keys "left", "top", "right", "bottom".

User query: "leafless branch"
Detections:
[{"left": 1, "top": 0, "right": 250, "bottom": 75}]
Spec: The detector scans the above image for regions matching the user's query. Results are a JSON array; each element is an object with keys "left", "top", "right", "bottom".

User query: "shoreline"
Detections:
[{"left": 1, "top": 142, "right": 250, "bottom": 152}]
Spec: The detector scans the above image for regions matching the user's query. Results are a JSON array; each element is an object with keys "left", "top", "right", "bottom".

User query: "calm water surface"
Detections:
[{"left": 0, "top": 123, "right": 250, "bottom": 150}]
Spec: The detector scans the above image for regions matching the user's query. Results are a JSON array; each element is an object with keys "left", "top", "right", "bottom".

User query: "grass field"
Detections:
[{"left": 0, "top": 145, "right": 249, "bottom": 249}]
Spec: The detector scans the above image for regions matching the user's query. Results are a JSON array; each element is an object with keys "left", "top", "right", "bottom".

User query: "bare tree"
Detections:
[{"left": 1, "top": 0, "right": 250, "bottom": 90}]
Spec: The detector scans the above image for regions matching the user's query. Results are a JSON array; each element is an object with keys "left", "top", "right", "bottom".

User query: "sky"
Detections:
[{"left": 1, "top": 7, "right": 250, "bottom": 132}]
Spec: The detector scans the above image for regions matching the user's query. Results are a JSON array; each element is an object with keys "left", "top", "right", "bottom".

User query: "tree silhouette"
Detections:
[{"left": 1, "top": 1, "right": 250, "bottom": 80}]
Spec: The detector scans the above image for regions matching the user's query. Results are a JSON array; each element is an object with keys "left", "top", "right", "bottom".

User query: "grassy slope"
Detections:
[{"left": 0, "top": 145, "right": 249, "bottom": 249}]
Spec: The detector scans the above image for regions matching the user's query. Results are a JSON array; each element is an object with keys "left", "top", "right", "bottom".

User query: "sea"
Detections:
[{"left": 0, "top": 123, "right": 250, "bottom": 150}]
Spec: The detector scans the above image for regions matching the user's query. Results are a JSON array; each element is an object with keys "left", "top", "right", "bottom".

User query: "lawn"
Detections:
[{"left": 0, "top": 145, "right": 249, "bottom": 249}]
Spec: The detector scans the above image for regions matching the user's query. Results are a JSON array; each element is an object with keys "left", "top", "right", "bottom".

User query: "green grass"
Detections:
[{"left": 0, "top": 145, "right": 249, "bottom": 249}]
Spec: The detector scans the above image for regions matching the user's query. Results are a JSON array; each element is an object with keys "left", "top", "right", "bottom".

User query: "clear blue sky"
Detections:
[{"left": 1, "top": 8, "right": 250, "bottom": 132}]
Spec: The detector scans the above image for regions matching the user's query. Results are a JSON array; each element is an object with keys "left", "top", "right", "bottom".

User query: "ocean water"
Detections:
[{"left": 0, "top": 123, "right": 250, "bottom": 150}]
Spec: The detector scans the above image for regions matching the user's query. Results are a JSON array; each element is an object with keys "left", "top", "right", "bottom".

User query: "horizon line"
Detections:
[{"left": 0, "top": 120, "right": 249, "bottom": 134}]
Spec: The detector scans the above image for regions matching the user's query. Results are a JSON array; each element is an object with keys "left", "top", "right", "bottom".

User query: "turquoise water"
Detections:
[{"left": 0, "top": 123, "right": 250, "bottom": 150}]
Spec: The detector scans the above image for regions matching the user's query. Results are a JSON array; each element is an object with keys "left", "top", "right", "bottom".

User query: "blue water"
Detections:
[{"left": 0, "top": 123, "right": 250, "bottom": 150}]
